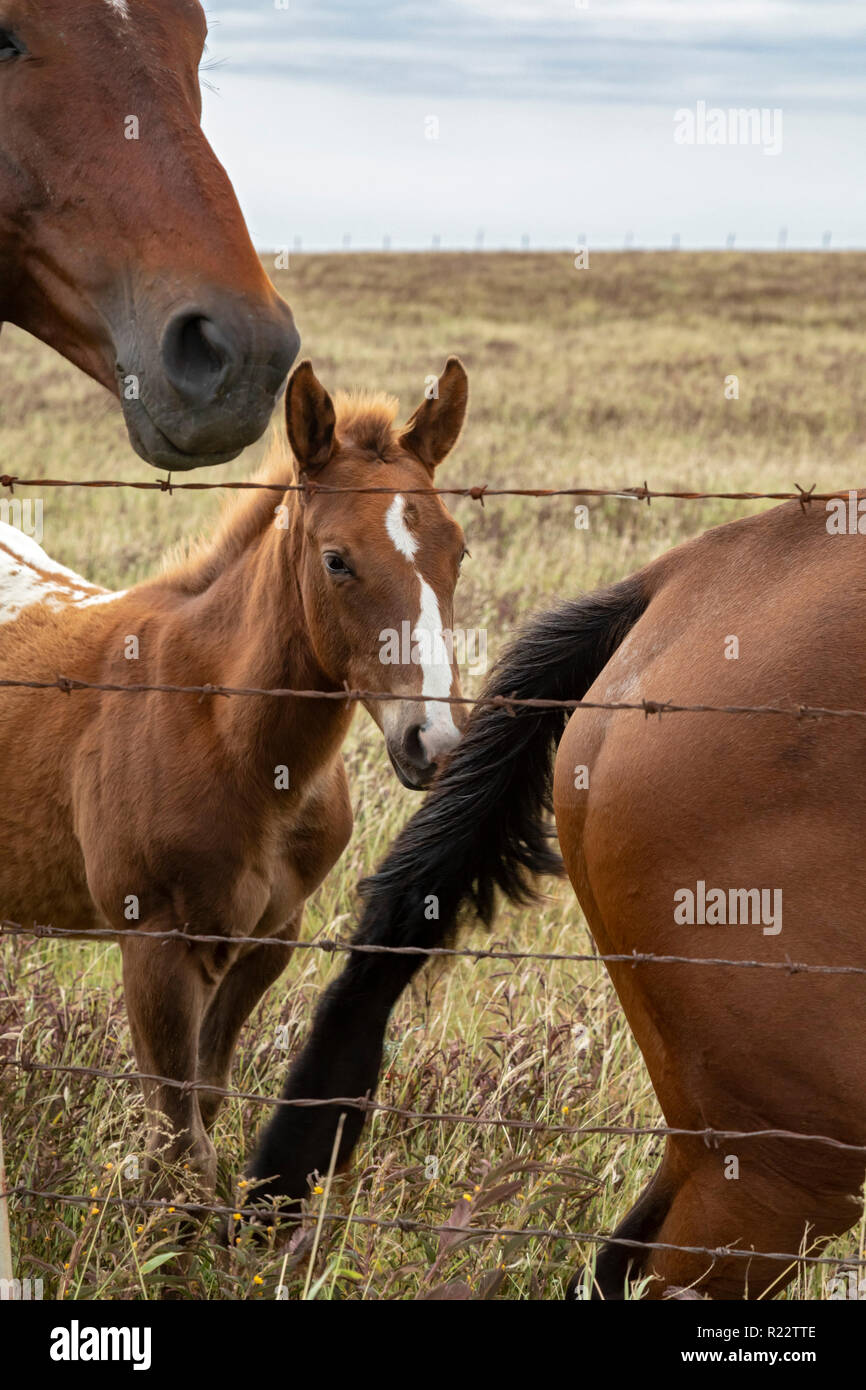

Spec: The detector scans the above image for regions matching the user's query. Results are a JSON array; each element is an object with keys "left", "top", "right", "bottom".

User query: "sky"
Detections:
[{"left": 199, "top": 1, "right": 866, "bottom": 250}]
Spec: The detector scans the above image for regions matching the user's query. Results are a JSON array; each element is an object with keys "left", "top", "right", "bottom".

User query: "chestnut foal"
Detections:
[{"left": 0, "top": 358, "right": 469, "bottom": 1193}]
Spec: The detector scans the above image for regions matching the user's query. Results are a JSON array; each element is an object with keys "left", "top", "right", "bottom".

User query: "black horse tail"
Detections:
[{"left": 248, "top": 574, "right": 649, "bottom": 1203}]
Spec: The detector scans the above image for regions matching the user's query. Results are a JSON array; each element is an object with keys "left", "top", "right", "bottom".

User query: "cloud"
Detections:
[{"left": 203, "top": 0, "right": 866, "bottom": 108}]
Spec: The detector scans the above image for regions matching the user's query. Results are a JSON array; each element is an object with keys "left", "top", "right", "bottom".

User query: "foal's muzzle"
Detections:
[{"left": 386, "top": 715, "right": 462, "bottom": 791}]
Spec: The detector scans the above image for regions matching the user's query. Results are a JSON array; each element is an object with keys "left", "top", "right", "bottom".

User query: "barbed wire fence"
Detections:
[
  {"left": 3, "top": 1052, "right": 866, "bottom": 1153},
  {"left": 0, "top": 473, "right": 850, "bottom": 504},
  {"left": 1, "top": 470, "right": 865, "bottom": 1295},
  {"left": 2, "top": 1045, "right": 865, "bottom": 1277}
]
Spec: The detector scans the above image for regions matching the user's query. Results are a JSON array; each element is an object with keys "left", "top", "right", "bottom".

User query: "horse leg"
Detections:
[
  {"left": 570, "top": 1161, "right": 676, "bottom": 1300},
  {"left": 197, "top": 915, "right": 300, "bottom": 1131},
  {"left": 636, "top": 1145, "right": 854, "bottom": 1299},
  {"left": 121, "top": 927, "right": 221, "bottom": 1198}
]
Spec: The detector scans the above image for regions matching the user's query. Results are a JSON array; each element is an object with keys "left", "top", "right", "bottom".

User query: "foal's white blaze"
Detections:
[
  {"left": 385, "top": 492, "right": 419, "bottom": 562},
  {"left": 415, "top": 575, "right": 460, "bottom": 758},
  {"left": 105, "top": 0, "right": 131, "bottom": 18},
  {"left": 384, "top": 495, "right": 460, "bottom": 757},
  {"left": 0, "top": 523, "right": 122, "bottom": 625}
]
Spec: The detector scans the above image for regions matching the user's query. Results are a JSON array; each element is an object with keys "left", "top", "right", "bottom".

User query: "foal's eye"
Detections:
[
  {"left": 459, "top": 547, "right": 470, "bottom": 571},
  {"left": 323, "top": 552, "right": 353, "bottom": 579},
  {"left": 0, "top": 30, "right": 24, "bottom": 62}
]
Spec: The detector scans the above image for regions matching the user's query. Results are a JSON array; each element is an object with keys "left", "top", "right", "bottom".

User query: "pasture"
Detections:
[{"left": 2, "top": 250, "right": 865, "bottom": 1300}]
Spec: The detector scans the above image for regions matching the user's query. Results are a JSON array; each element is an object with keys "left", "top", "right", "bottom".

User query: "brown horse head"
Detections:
[
  {"left": 0, "top": 0, "right": 300, "bottom": 469},
  {"left": 286, "top": 357, "right": 471, "bottom": 788}
]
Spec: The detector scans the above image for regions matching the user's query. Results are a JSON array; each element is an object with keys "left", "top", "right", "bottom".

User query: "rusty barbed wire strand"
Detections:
[
  {"left": 2, "top": 918, "right": 865, "bottom": 979},
  {"left": 3, "top": 674, "right": 866, "bottom": 726},
  {"left": 2, "top": 1056, "right": 864, "bottom": 1155},
  {"left": 1, "top": 1183, "right": 862, "bottom": 1270},
  {"left": 0, "top": 474, "right": 853, "bottom": 507}
]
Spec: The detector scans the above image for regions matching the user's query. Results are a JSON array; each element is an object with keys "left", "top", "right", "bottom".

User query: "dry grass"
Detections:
[{"left": 1, "top": 251, "right": 864, "bottom": 1299}]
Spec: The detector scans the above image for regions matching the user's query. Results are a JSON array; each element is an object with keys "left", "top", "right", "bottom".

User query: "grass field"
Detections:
[{"left": 2, "top": 251, "right": 865, "bottom": 1300}]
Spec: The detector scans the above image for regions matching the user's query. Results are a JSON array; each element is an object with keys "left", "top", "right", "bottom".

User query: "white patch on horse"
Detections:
[
  {"left": 0, "top": 523, "right": 121, "bottom": 625},
  {"left": 105, "top": 0, "right": 131, "bottom": 17},
  {"left": 384, "top": 495, "right": 459, "bottom": 757},
  {"left": 79, "top": 590, "right": 127, "bottom": 608},
  {"left": 385, "top": 493, "right": 419, "bottom": 561}
]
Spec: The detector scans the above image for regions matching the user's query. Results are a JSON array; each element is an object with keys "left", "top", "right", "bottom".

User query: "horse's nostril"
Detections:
[
  {"left": 402, "top": 723, "right": 428, "bottom": 770},
  {"left": 161, "top": 312, "right": 234, "bottom": 404}
]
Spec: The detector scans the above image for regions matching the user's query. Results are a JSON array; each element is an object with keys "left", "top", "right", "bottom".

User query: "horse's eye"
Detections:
[
  {"left": 459, "top": 547, "right": 470, "bottom": 570},
  {"left": 0, "top": 29, "right": 24, "bottom": 62},
  {"left": 323, "top": 552, "right": 353, "bottom": 578}
]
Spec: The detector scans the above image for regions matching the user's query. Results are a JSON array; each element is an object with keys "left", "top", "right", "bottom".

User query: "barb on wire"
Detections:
[
  {"left": 2, "top": 918, "right": 865, "bottom": 980},
  {"left": 2, "top": 1057, "right": 864, "bottom": 1154},
  {"left": 1, "top": 1184, "right": 861, "bottom": 1269}
]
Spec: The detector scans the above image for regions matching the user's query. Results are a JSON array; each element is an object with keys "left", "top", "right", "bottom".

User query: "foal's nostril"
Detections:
[
  {"left": 161, "top": 312, "right": 234, "bottom": 404},
  {"left": 402, "top": 723, "right": 429, "bottom": 771}
]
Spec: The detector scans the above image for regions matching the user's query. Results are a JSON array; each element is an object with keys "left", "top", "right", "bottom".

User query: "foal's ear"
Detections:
[
  {"left": 285, "top": 360, "right": 336, "bottom": 472},
  {"left": 399, "top": 356, "right": 468, "bottom": 471}
]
